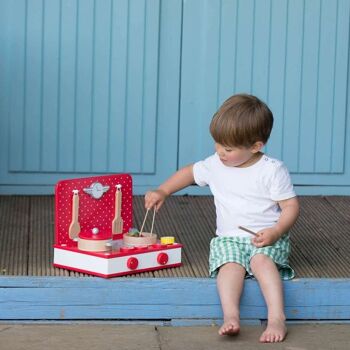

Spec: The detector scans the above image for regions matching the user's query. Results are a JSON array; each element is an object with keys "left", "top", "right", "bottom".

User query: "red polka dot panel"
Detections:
[{"left": 55, "top": 174, "right": 133, "bottom": 246}]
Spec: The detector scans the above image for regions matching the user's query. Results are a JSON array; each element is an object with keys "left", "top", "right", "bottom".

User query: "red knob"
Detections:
[
  {"left": 127, "top": 257, "right": 139, "bottom": 270},
  {"left": 157, "top": 252, "right": 169, "bottom": 265}
]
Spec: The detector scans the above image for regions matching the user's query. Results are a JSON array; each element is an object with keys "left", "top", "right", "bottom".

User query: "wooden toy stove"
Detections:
[{"left": 53, "top": 174, "right": 182, "bottom": 278}]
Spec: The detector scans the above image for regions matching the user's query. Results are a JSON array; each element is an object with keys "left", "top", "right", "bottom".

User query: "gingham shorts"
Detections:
[{"left": 209, "top": 234, "right": 295, "bottom": 280}]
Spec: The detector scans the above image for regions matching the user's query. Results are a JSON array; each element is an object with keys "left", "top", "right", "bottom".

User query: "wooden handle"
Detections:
[
  {"left": 140, "top": 208, "right": 156, "bottom": 235},
  {"left": 72, "top": 192, "right": 79, "bottom": 222},
  {"left": 115, "top": 188, "right": 122, "bottom": 217}
]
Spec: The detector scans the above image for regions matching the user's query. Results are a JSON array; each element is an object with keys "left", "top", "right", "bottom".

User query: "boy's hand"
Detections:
[
  {"left": 251, "top": 227, "right": 281, "bottom": 248},
  {"left": 145, "top": 189, "right": 168, "bottom": 211}
]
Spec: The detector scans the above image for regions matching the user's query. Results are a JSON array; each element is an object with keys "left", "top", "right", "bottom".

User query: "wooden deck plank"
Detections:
[
  {"left": 1, "top": 195, "right": 350, "bottom": 278},
  {"left": 325, "top": 196, "right": 350, "bottom": 222},
  {"left": 161, "top": 197, "right": 211, "bottom": 278},
  {"left": 289, "top": 197, "right": 350, "bottom": 277},
  {"left": 0, "top": 196, "right": 30, "bottom": 276}
]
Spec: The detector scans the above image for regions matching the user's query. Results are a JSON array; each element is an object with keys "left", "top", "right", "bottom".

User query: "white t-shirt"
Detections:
[{"left": 193, "top": 153, "right": 296, "bottom": 238}]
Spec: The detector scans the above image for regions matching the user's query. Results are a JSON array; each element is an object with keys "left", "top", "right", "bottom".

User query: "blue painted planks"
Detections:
[
  {"left": 1, "top": 0, "right": 350, "bottom": 194},
  {"left": 1, "top": 277, "right": 350, "bottom": 320},
  {"left": 3, "top": 0, "right": 161, "bottom": 175},
  {"left": 178, "top": 0, "right": 350, "bottom": 187}
]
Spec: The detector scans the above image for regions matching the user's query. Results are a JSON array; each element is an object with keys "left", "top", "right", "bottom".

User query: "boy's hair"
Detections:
[{"left": 210, "top": 94, "right": 273, "bottom": 148}]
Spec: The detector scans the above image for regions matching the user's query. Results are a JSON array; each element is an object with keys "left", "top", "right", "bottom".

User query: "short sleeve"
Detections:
[
  {"left": 193, "top": 155, "right": 214, "bottom": 187},
  {"left": 269, "top": 163, "right": 296, "bottom": 201}
]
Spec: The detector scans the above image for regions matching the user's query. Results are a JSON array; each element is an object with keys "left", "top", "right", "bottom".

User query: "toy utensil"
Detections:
[
  {"left": 139, "top": 208, "right": 156, "bottom": 237},
  {"left": 112, "top": 184, "right": 123, "bottom": 234},
  {"left": 68, "top": 190, "right": 81, "bottom": 239},
  {"left": 238, "top": 226, "right": 258, "bottom": 236}
]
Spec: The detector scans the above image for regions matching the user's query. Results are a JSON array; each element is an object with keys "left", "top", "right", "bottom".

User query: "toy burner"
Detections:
[{"left": 53, "top": 174, "right": 182, "bottom": 278}]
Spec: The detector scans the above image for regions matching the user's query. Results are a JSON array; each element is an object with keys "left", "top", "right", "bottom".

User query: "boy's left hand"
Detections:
[{"left": 251, "top": 227, "right": 281, "bottom": 248}]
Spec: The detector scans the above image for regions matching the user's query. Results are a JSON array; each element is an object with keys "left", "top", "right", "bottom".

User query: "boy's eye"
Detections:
[{"left": 225, "top": 148, "right": 233, "bottom": 152}]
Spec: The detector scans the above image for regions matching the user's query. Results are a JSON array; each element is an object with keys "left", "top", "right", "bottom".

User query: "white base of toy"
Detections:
[{"left": 53, "top": 244, "right": 182, "bottom": 278}]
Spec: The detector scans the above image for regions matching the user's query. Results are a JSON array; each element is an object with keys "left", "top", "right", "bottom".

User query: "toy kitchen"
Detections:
[{"left": 53, "top": 174, "right": 182, "bottom": 278}]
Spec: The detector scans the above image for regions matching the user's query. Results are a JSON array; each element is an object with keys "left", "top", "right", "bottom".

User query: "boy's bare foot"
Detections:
[
  {"left": 259, "top": 318, "right": 287, "bottom": 343},
  {"left": 218, "top": 318, "right": 240, "bottom": 336}
]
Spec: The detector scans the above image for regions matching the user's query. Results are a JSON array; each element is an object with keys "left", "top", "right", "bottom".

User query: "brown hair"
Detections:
[{"left": 210, "top": 94, "right": 273, "bottom": 148}]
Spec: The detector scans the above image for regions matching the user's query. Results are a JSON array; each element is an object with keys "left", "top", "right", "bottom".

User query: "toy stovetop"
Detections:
[{"left": 53, "top": 174, "right": 182, "bottom": 277}]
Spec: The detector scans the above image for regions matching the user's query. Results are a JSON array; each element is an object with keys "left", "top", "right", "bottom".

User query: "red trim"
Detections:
[
  {"left": 53, "top": 263, "right": 182, "bottom": 278},
  {"left": 54, "top": 243, "right": 183, "bottom": 259}
]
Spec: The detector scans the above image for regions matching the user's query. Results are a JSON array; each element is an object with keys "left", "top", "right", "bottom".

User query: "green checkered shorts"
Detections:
[{"left": 209, "top": 234, "right": 295, "bottom": 280}]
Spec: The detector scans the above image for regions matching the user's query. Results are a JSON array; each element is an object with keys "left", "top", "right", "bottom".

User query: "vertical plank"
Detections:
[
  {"left": 75, "top": 0, "right": 94, "bottom": 172},
  {"left": 91, "top": 0, "right": 112, "bottom": 172},
  {"left": 179, "top": 0, "right": 206, "bottom": 166},
  {"left": 153, "top": 0, "right": 182, "bottom": 178},
  {"left": 235, "top": 0, "right": 254, "bottom": 92},
  {"left": 265, "top": 0, "right": 288, "bottom": 160},
  {"left": 8, "top": 1, "right": 26, "bottom": 172},
  {"left": 22, "top": 0, "right": 43, "bottom": 171},
  {"left": 217, "top": 0, "right": 237, "bottom": 102},
  {"left": 41, "top": 0, "right": 60, "bottom": 172},
  {"left": 179, "top": 0, "right": 221, "bottom": 166},
  {"left": 331, "top": 0, "right": 349, "bottom": 173},
  {"left": 298, "top": 0, "right": 320, "bottom": 172},
  {"left": 58, "top": 0, "right": 77, "bottom": 172},
  {"left": 124, "top": 0, "right": 146, "bottom": 172},
  {"left": 108, "top": 0, "right": 128, "bottom": 170},
  {"left": 315, "top": 0, "right": 338, "bottom": 173},
  {"left": 121, "top": 0, "right": 160, "bottom": 174},
  {"left": 251, "top": 0, "right": 271, "bottom": 101},
  {"left": 0, "top": 1, "right": 12, "bottom": 178},
  {"left": 140, "top": 0, "right": 160, "bottom": 173},
  {"left": 282, "top": 0, "right": 303, "bottom": 172}
]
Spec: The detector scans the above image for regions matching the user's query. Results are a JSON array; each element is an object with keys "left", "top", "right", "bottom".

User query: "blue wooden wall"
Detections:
[{"left": 0, "top": 0, "right": 349, "bottom": 195}]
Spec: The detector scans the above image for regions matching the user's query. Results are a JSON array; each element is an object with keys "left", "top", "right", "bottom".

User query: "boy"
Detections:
[{"left": 145, "top": 94, "right": 299, "bottom": 343}]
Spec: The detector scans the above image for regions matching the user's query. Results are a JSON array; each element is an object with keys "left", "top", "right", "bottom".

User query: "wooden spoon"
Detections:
[
  {"left": 112, "top": 185, "right": 123, "bottom": 234},
  {"left": 69, "top": 190, "right": 81, "bottom": 239}
]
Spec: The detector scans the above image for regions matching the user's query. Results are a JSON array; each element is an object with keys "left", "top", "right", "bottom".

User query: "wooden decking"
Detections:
[{"left": 1, "top": 195, "right": 350, "bottom": 278}]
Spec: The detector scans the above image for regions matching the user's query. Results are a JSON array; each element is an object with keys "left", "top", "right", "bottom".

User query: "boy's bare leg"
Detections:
[
  {"left": 216, "top": 262, "right": 246, "bottom": 336},
  {"left": 250, "top": 254, "right": 287, "bottom": 343}
]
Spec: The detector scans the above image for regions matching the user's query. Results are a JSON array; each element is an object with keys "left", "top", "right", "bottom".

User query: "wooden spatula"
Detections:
[
  {"left": 69, "top": 190, "right": 81, "bottom": 239},
  {"left": 112, "top": 184, "right": 123, "bottom": 234}
]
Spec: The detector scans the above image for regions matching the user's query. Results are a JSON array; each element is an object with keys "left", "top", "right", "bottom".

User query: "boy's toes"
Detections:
[
  {"left": 218, "top": 319, "right": 240, "bottom": 336},
  {"left": 259, "top": 319, "right": 287, "bottom": 343}
]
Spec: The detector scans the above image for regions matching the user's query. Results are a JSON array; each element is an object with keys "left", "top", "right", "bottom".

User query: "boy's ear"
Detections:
[{"left": 250, "top": 141, "right": 264, "bottom": 153}]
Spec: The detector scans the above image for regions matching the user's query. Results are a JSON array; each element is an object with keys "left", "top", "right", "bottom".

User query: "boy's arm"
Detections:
[
  {"left": 274, "top": 196, "right": 300, "bottom": 236},
  {"left": 252, "top": 196, "right": 300, "bottom": 247},
  {"left": 145, "top": 164, "right": 195, "bottom": 210}
]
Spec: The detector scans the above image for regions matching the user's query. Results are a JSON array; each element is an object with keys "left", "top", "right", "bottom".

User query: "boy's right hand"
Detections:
[{"left": 145, "top": 189, "right": 168, "bottom": 211}]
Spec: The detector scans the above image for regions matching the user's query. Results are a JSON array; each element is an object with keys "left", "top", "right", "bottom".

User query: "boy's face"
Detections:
[{"left": 215, "top": 142, "right": 262, "bottom": 168}]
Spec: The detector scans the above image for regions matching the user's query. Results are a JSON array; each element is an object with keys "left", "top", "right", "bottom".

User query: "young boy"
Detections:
[{"left": 145, "top": 94, "right": 299, "bottom": 343}]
